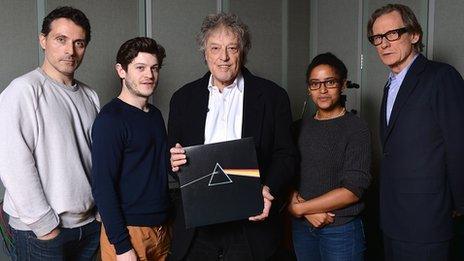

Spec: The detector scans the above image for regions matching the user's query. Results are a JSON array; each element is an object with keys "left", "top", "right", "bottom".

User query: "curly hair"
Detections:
[{"left": 197, "top": 13, "right": 251, "bottom": 64}]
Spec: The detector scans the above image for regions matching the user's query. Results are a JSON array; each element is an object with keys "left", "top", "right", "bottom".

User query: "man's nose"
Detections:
[
  {"left": 219, "top": 48, "right": 229, "bottom": 60},
  {"left": 65, "top": 42, "right": 75, "bottom": 55},
  {"left": 146, "top": 69, "right": 155, "bottom": 79},
  {"left": 380, "top": 36, "right": 391, "bottom": 48}
]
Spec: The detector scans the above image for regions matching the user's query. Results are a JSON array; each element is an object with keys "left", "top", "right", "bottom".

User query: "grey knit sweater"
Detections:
[
  {"left": 0, "top": 68, "right": 100, "bottom": 236},
  {"left": 297, "top": 112, "right": 372, "bottom": 226}
]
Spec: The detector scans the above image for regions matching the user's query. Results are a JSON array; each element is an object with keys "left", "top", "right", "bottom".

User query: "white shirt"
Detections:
[{"left": 204, "top": 74, "right": 244, "bottom": 144}]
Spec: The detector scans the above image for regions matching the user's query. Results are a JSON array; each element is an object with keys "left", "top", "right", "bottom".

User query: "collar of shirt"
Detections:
[
  {"left": 388, "top": 53, "right": 419, "bottom": 87},
  {"left": 385, "top": 53, "right": 418, "bottom": 124},
  {"left": 207, "top": 73, "right": 244, "bottom": 93}
]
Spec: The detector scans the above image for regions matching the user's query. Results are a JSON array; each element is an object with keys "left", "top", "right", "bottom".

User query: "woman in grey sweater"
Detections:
[{"left": 288, "top": 53, "right": 372, "bottom": 261}]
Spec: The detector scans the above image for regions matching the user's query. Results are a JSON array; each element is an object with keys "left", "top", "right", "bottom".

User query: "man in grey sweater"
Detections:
[{"left": 0, "top": 6, "right": 100, "bottom": 260}]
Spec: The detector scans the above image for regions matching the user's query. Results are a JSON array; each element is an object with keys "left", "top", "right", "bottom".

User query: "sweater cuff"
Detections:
[
  {"left": 115, "top": 238, "right": 133, "bottom": 255},
  {"left": 342, "top": 182, "right": 363, "bottom": 199},
  {"left": 29, "top": 209, "right": 60, "bottom": 237}
]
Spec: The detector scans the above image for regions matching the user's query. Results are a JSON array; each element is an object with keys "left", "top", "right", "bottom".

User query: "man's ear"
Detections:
[
  {"left": 39, "top": 33, "right": 47, "bottom": 50},
  {"left": 411, "top": 32, "right": 420, "bottom": 45},
  {"left": 115, "top": 63, "right": 126, "bottom": 79}
]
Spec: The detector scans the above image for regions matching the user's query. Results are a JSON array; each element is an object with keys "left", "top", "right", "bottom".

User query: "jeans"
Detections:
[
  {"left": 292, "top": 217, "right": 366, "bottom": 261},
  {"left": 10, "top": 220, "right": 100, "bottom": 261}
]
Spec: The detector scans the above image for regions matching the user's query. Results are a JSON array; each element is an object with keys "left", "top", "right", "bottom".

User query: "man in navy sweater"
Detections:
[{"left": 91, "top": 37, "right": 170, "bottom": 261}]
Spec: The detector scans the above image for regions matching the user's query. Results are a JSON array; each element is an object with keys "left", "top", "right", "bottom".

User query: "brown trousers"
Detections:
[{"left": 100, "top": 224, "right": 170, "bottom": 261}]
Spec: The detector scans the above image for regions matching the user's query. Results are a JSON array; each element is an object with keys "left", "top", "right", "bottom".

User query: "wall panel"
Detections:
[
  {"left": 0, "top": 1, "right": 38, "bottom": 92},
  {"left": 230, "top": 0, "right": 283, "bottom": 87},
  {"left": 152, "top": 0, "right": 216, "bottom": 120}
]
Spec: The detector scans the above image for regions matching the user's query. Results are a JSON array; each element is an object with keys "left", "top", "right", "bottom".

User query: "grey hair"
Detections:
[{"left": 197, "top": 13, "right": 251, "bottom": 65}]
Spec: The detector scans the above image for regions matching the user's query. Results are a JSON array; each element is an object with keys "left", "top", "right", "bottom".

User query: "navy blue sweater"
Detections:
[{"left": 91, "top": 98, "right": 169, "bottom": 254}]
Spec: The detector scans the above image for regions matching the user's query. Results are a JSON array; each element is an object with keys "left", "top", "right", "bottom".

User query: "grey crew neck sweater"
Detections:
[
  {"left": 0, "top": 68, "right": 100, "bottom": 236},
  {"left": 297, "top": 112, "right": 372, "bottom": 226}
]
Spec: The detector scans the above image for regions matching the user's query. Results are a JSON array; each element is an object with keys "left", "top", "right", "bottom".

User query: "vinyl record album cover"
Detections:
[{"left": 178, "top": 137, "right": 262, "bottom": 228}]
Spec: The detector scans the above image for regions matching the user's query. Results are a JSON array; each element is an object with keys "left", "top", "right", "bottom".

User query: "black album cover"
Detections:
[{"left": 179, "top": 137, "right": 262, "bottom": 228}]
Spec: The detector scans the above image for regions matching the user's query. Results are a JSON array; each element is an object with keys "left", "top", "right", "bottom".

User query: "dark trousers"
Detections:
[
  {"left": 185, "top": 222, "right": 253, "bottom": 261},
  {"left": 452, "top": 216, "right": 464, "bottom": 261},
  {"left": 383, "top": 233, "right": 450, "bottom": 261},
  {"left": 10, "top": 220, "right": 100, "bottom": 261}
]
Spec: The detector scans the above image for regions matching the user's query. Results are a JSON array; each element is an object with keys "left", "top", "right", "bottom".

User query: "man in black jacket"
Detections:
[
  {"left": 168, "top": 13, "right": 296, "bottom": 260},
  {"left": 367, "top": 4, "right": 464, "bottom": 260}
]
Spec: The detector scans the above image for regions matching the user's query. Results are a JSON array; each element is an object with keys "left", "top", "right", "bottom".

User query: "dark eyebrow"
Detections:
[
  {"left": 133, "top": 63, "right": 159, "bottom": 67},
  {"left": 53, "top": 34, "right": 86, "bottom": 43},
  {"left": 309, "top": 77, "right": 337, "bottom": 82}
]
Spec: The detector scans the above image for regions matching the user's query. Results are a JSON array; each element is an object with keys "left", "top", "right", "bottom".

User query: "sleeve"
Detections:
[
  {"left": 90, "top": 89, "right": 100, "bottom": 112},
  {"left": 91, "top": 113, "right": 132, "bottom": 254},
  {"left": 263, "top": 89, "right": 297, "bottom": 198},
  {"left": 167, "top": 91, "right": 183, "bottom": 181},
  {"left": 167, "top": 91, "right": 183, "bottom": 148},
  {"left": 340, "top": 124, "right": 372, "bottom": 199},
  {"left": 435, "top": 66, "right": 464, "bottom": 214},
  {"left": 0, "top": 81, "right": 59, "bottom": 237}
]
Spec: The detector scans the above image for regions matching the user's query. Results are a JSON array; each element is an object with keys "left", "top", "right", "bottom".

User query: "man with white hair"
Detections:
[{"left": 168, "top": 13, "right": 296, "bottom": 260}]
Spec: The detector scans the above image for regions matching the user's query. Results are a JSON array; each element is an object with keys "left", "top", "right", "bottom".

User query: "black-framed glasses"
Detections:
[
  {"left": 368, "top": 27, "right": 409, "bottom": 46},
  {"left": 308, "top": 78, "right": 340, "bottom": 90}
]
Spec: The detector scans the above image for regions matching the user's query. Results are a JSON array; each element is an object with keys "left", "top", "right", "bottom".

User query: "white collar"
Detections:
[{"left": 207, "top": 73, "right": 244, "bottom": 93}]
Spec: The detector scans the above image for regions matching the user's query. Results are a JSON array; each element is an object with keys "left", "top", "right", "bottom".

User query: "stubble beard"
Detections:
[{"left": 125, "top": 78, "right": 154, "bottom": 99}]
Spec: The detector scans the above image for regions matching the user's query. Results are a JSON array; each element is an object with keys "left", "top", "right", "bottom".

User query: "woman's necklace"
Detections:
[{"left": 315, "top": 107, "right": 346, "bottom": 120}]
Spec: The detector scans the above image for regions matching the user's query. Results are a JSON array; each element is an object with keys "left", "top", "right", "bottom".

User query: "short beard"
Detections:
[{"left": 124, "top": 78, "right": 153, "bottom": 99}]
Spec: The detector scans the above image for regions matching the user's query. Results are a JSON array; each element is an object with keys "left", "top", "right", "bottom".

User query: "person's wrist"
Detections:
[
  {"left": 38, "top": 227, "right": 60, "bottom": 240},
  {"left": 296, "top": 202, "right": 306, "bottom": 216}
]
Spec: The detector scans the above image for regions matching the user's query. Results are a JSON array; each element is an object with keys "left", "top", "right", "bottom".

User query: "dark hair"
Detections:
[
  {"left": 116, "top": 37, "right": 166, "bottom": 70},
  {"left": 197, "top": 13, "right": 251, "bottom": 65},
  {"left": 41, "top": 6, "right": 91, "bottom": 44},
  {"left": 367, "top": 4, "right": 424, "bottom": 52},
  {"left": 306, "top": 52, "right": 347, "bottom": 83}
]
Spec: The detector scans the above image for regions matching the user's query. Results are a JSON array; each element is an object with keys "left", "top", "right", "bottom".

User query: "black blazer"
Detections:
[
  {"left": 167, "top": 68, "right": 296, "bottom": 260},
  {"left": 379, "top": 54, "right": 464, "bottom": 243}
]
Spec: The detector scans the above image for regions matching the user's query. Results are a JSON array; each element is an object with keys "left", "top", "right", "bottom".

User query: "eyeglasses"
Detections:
[
  {"left": 368, "top": 27, "right": 409, "bottom": 46},
  {"left": 308, "top": 79, "right": 340, "bottom": 90}
]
